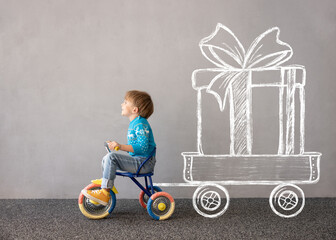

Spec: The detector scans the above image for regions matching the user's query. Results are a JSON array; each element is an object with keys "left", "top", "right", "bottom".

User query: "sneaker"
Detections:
[
  {"left": 91, "top": 179, "right": 119, "bottom": 194},
  {"left": 81, "top": 189, "right": 110, "bottom": 206}
]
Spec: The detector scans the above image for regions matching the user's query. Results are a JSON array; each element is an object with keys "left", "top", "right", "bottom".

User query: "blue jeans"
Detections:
[{"left": 101, "top": 152, "right": 156, "bottom": 189}]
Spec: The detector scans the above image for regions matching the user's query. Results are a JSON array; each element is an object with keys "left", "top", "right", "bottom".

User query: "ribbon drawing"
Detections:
[{"left": 196, "top": 23, "right": 293, "bottom": 112}]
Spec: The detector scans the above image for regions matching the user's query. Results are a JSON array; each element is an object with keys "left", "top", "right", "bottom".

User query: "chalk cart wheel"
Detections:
[
  {"left": 193, "top": 184, "right": 230, "bottom": 218},
  {"left": 78, "top": 184, "right": 116, "bottom": 220},
  {"left": 139, "top": 186, "right": 162, "bottom": 209},
  {"left": 269, "top": 184, "right": 305, "bottom": 218},
  {"left": 147, "top": 192, "right": 175, "bottom": 220}
]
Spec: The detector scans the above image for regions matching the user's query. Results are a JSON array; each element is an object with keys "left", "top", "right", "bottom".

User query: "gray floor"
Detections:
[{"left": 0, "top": 198, "right": 335, "bottom": 239}]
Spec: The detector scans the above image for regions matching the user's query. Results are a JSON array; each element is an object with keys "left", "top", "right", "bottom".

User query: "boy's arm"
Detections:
[
  {"left": 107, "top": 141, "right": 134, "bottom": 153},
  {"left": 120, "top": 144, "right": 134, "bottom": 153}
]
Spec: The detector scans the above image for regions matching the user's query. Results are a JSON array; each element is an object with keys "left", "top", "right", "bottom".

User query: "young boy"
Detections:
[{"left": 81, "top": 90, "right": 156, "bottom": 206}]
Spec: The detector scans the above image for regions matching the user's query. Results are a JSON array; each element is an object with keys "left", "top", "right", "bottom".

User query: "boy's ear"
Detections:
[{"left": 132, "top": 107, "right": 139, "bottom": 114}]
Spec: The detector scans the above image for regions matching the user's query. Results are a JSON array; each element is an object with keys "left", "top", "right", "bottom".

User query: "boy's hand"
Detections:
[{"left": 107, "top": 141, "right": 121, "bottom": 151}]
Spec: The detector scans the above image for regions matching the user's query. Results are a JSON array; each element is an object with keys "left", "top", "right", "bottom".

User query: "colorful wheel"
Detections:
[
  {"left": 139, "top": 186, "right": 162, "bottom": 209},
  {"left": 147, "top": 192, "right": 175, "bottom": 220},
  {"left": 78, "top": 183, "right": 116, "bottom": 220}
]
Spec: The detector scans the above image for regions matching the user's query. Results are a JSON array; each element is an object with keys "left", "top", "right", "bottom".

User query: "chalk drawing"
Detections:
[{"left": 156, "top": 24, "right": 321, "bottom": 218}]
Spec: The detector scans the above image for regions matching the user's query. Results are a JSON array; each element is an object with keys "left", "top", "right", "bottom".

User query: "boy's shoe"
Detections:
[
  {"left": 81, "top": 189, "right": 110, "bottom": 206},
  {"left": 91, "top": 179, "right": 118, "bottom": 194}
]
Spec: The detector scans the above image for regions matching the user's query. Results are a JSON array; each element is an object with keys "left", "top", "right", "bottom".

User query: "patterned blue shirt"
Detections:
[{"left": 127, "top": 116, "right": 156, "bottom": 157}]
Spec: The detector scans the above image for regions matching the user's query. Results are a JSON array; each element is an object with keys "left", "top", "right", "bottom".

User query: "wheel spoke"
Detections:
[
  {"left": 289, "top": 200, "right": 297, "bottom": 207},
  {"left": 279, "top": 196, "right": 287, "bottom": 207},
  {"left": 203, "top": 196, "right": 209, "bottom": 201},
  {"left": 284, "top": 202, "right": 290, "bottom": 209},
  {"left": 280, "top": 196, "right": 287, "bottom": 202},
  {"left": 205, "top": 200, "right": 212, "bottom": 208}
]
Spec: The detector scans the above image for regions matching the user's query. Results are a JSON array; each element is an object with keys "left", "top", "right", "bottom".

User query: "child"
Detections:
[{"left": 81, "top": 90, "right": 156, "bottom": 206}]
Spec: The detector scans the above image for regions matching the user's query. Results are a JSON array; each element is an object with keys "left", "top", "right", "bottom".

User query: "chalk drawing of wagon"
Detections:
[
  {"left": 157, "top": 24, "right": 322, "bottom": 218},
  {"left": 178, "top": 152, "right": 321, "bottom": 218}
]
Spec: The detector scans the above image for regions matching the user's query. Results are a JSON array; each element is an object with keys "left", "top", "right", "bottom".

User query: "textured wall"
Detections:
[{"left": 1, "top": 0, "right": 335, "bottom": 198}]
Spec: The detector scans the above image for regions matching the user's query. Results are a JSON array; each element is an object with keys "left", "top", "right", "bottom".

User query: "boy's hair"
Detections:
[{"left": 125, "top": 90, "right": 154, "bottom": 119}]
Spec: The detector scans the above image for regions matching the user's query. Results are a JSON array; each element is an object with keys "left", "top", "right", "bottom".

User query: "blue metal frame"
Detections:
[
  {"left": 111, "top": 147, "right": 157, "bottom": 198},
  {"left": 116, "top": 172, "right": 155, "bottom": 197}
]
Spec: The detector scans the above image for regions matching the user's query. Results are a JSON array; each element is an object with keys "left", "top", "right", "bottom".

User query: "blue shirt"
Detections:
[{"left": 127, "top": 116, "right": 156, "bottom": 157}]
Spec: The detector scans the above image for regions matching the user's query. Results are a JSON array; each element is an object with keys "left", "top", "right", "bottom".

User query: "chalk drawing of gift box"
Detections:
[{"left": 175, "top": 24, "right": 321, "bottom": 218}]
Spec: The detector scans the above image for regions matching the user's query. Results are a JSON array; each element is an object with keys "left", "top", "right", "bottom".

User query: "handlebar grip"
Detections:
[{"left": 104, "top": 142, "right": 120, "bottom": 152}]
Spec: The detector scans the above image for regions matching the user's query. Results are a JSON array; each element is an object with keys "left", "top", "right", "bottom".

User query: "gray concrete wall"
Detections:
[{"left": 1, "top": 0, "right": 335, "bottom": 198}]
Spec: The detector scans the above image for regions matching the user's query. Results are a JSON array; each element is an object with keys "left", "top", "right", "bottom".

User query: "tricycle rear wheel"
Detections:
[
  {"left": 139, "top": 186, "right": 162, "bottom": 209},
  {"left": 147, "top": 192, "right": 175, "bottom": 220}
]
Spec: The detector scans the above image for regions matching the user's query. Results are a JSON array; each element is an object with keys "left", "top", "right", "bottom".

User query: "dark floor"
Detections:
[{"left": 0, "top": 198, "right": 335, "bottom": 240}]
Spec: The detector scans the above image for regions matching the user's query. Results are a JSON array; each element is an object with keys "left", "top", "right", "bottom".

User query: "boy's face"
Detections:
[{"left": 121, "top": 99, "right": 137, "bottom": 117}]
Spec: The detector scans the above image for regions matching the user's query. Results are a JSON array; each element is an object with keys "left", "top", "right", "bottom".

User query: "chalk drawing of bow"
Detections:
[{"left": 193, "top": 23, "right": 293, "bottom": 111}]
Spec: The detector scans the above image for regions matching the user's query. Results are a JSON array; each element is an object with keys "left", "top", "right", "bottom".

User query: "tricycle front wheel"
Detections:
[{"left": 78, "top": 183, "right": 116, "bottom": 220}]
